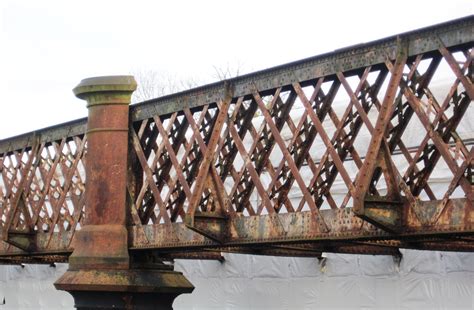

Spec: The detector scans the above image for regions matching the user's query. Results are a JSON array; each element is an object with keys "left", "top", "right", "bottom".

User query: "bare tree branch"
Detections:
[
  {"left": 212, "top": 60, "right": 244, "bottom": 81},
  {"left": 130, "top": 69, "right": 201, "bottom": 103}
]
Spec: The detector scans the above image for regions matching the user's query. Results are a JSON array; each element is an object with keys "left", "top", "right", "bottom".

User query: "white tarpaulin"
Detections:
[{"left": 0, "top": 251, "right": 472, "bottom": 309}]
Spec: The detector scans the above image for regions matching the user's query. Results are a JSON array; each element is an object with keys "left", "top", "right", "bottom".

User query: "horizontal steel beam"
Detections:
[
  {"left": 1, "top": 198, "right": 470, "bottom": 259},
  {"left": 0, "top": 118, "right": 86, "bottom": 155},
  {"left": 128, "top": 199, "right": 472, "bottom": 250}
]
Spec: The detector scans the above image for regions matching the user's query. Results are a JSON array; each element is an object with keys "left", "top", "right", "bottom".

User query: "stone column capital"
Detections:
[{"left": 73, "top": 75, "right": 137, "bottom": 106}]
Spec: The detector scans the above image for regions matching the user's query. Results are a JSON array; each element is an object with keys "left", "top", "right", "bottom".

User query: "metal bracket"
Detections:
[
  {"left": 358, "top": 197, "right": 404, "bottom": 234},
  {"left": 5, "top": 231, "right": 37, "bottom": 252},
  {"left": 185, "top": 212, "right": 229, "bottom": 244}
]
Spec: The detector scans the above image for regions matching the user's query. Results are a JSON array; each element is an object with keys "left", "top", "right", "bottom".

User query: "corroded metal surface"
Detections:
[
  {"left": 55, "top": 269, "right": 193, "bottom": 309},
  {"left": 54, "top": 76, "right": 194, "bottom": 309},
  {"left": 0, "top": 16, "right": 472, "bottom": 263},
  {"left": 66, "top": 76, "right": 133, "bottom": 270}
]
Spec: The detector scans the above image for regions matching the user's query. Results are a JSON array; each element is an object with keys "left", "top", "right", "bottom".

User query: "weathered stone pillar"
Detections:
[{"left": 55, "top": 76, "right": 193, "bottom": 309}]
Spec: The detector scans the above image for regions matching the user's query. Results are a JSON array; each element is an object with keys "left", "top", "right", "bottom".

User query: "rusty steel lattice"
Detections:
[{"left": 0, "top": 16, "right": 473, "bottom": 263}]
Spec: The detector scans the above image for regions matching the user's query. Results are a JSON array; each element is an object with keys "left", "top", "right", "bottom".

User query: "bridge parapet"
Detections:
[{"left": 0, "top": 16, "right": 472, "bottom": 265}]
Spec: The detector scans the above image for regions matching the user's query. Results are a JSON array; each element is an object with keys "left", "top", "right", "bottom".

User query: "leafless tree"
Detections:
[
  {"left": 131, "top": 61, "right": 245, "bottom": 103},
  {"left": 212, "top": 60, "right": 245, "bottom": 81},
  {"left": 130, "top": 69, "right": 201, "bottom": 103}
]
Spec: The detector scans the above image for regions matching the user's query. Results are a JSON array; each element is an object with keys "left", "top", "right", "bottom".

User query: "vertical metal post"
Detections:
[{"left": 55, "top": 76, "right": 193, "bottom": 309}]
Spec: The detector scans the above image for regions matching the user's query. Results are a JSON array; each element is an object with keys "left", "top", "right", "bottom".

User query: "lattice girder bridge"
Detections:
[{"left": 0, "top": 16, "right": 473, "bottom": 267}]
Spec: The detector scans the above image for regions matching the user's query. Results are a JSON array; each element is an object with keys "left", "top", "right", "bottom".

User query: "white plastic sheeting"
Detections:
[
  {"left": 173, "top": 251, "right": 474, "bottom": 309},
  {"left": 0, "top": 251, "right": 472, "bottom": 309}
]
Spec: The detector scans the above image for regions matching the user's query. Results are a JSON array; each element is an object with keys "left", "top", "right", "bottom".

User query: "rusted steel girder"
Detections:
[
  {"left": 54, "top": 76, "right": 193, "bottom": 309},
  {"left": 127, "top": 199, "right": 472, "bottom": 248},
  {"left": 0, "top": 16, "right": 472, "bottom": 264}
]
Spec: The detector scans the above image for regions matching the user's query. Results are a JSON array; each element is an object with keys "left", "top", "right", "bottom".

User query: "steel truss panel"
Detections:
[{"left": 0, "top": 16, "right": 473, "bottom": 262}]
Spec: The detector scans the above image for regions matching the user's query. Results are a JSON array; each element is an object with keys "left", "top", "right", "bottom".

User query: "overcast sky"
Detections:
[{"left": 0, "top": 0, "right": 472, "bottom": 139}]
